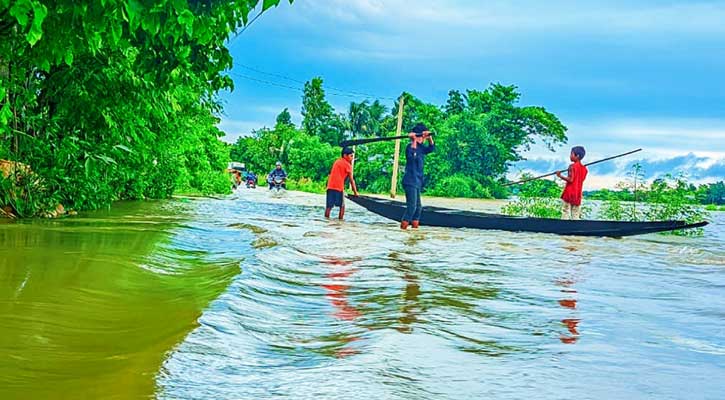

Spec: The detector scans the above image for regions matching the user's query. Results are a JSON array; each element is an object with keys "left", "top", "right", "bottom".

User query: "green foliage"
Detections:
[
  {"left": 275, "top": 108, "right": 294, "bottom": 127},
  {"left": 232, "top": 82, "right": 568, "bottom": 200},
  {"left": 286, "top": 177, "right": 327, "bottom": 194},
  {"left": 501, "top": 172, "right": 564, "bottom": 219},
  {"left": 0, "top": 169, "right": 57, "bottom": 217},
  {"left": 1, "top": 0, "right": 291, "bottom": 216},
  {"left": 639, "top": 174, "right": 709, "bottom": 236},
  {"left": 425, "top": 84, "right": 567, "bottom": 194},
  {"left": 301, "top": 77, "right": 348, "bottom": 145},
  {"left": 597, "top": 165, "right": 710, "bottom": 236},
  {"left": 512, "top": 173, "right": 561, "bottom": 198},
  {"left": 444, "top": 90, "right": 466, "bottom": 115},
  {"left": 427, "top": 174, "right": 491, "bottom": 198},
  {"left": 501, "top": 197, "right": 561, "bottom": 219},
  {"left": 348, "top": 99, "right": 387, "bottom": 137},
  {"left": 229, "top": 121, "right": 337, "bottom": 184},
  {"left": 599, "top": 199, "right": 637, "bottom": 222}
]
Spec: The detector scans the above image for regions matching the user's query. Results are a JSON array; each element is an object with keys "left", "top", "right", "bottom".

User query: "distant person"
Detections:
[
  {"left": 400, "top": 123, "right": 435, "bottom": 229},
  {"left": 325, "top": 147, "right": 359, "bottom": 220},
  {"left": 267, "top": 161, "right": 287, "bottom": 190},
  {"left": 556, "top": 146, "right": 588, "bottom": 220},
  {"left": 229, "top": 169, "right": 242, "bottom": 190}
]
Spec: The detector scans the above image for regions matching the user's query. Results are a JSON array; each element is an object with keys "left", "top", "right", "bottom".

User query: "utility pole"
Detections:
[{"left": 390, "top": 96, "right": 404, "bottom": 198}]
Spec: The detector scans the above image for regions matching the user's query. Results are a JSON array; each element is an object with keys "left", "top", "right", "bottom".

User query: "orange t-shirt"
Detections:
[{"left": 327, "top": 158, "right": 352, "bottom": 191}]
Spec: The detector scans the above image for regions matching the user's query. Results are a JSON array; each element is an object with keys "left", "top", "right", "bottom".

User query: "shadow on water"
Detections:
[{"left": 0, "top": 201, "right": 243, "bottom": 400}]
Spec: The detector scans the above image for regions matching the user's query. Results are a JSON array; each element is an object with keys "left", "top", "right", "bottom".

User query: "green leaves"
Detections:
[
  {"left": 64, "top": 51, "right": 74, "bottom": 66},
  {"left": 125, "top": 0, "right": 143, "bottom": 30},
  {"left": 9, "top": 0, "right": 48, "bottom": 45},
  {"left": 1, "top": 0, "right": 300, "bottom": 216},
  {"left": 9, "top": 0, "right": 32, "bottom": 27},
  {"left": 177, "top": 10, "right": 194, "bottom": 35},
  {"left": 27, "top": 1, "right": 47, "bottom": 45},
  {"left": 262, "top": 0, "right": 282, "bottom": 11}
]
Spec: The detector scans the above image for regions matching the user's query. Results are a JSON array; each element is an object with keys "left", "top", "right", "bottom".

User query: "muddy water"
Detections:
[{"left": 2, "top": 190, "right": 724, "bottom": 399}]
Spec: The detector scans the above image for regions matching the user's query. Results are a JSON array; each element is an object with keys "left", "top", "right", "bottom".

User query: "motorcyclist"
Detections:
[
  {"left": 267, "top": 161, "right": 287, "bottom": 190},
  {"left": 245, "top": 171, "right": 257, "bottom": 188}
]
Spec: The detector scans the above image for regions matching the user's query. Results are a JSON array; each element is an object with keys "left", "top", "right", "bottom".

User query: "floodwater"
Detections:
[{"left": 1, "top": 189, "right": 723, "bottom": 399}]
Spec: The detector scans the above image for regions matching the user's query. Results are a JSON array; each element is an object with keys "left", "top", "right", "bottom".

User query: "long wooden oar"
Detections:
[
  {"left": 340, "top": 132, "right": 434, "bottom": 147},
  {"left": 504, "top": 148, "right": 642, "bottom": 187}
]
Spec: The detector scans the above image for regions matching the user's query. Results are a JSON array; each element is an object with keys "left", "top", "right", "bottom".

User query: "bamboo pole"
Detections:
[
  {"left": 390, "top": 96, "right": 404, "bottom": 198},
  {"left": 504, "top": 148, "right": 642, "bottom": 186},
  {"left": 351, "top": 145, "right": 356, "bottom": 174}
]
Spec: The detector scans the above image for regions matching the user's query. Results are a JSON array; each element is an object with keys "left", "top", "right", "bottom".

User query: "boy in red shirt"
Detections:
[
  {"left": 325, "top": 147, "right": 359, "bottom": 220},
  {"left": 556, "top": 146, "right": 588, "bottom": 220}
]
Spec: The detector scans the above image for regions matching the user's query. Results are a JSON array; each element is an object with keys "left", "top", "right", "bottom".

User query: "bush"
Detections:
[
  {"left": 427, "top": 174, "right": 491, "bottom": 198},
  {"left": 597, "top": 173, "right": 710, "bottom": 236},
  {"left": 501, "top": 197, "right": 561, "bottom": 219},
  {"left": 287, "top": 177, "right": 327, "bottom": 194}
]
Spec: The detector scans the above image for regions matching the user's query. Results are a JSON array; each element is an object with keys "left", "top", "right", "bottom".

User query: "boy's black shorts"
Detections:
[{"left": 326, "top": 189, "right": 344, "bottom": 208}]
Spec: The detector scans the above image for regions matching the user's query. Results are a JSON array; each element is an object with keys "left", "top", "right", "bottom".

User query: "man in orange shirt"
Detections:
[{"left": 325, "top": 147, "right": 359, "bottom": 220}]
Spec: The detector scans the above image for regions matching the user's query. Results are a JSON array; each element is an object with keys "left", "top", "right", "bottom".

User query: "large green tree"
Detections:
[
  {"left": 300, "top": 77, "right": 348, "bottom": 145},
  {"left": 0, "top": 0, "right": 293, "bottom": 216}
]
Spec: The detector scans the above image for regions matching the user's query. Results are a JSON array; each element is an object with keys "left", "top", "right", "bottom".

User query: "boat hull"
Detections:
[{"left": 347, "top": 195, "right": 708, "bottom": 237}]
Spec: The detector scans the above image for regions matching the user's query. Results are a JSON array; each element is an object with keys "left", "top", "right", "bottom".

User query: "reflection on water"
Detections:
[
  {"left": 0, "top": 201, "right": 245, "bottom": 399},
  {"left": 321, "top": 258, "right": 362, "bottom": 358},
  {"left": 2, "top": 190, "right": 725, "bottom": 400}
]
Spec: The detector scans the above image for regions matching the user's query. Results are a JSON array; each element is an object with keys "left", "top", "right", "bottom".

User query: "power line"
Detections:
[
  {"left": 223, "top": 4, "right": 397, "bottom": 101},
  {"left": 232, "top": 62, "right": 398, "bottom": 101},
  {"left": 228, "top": 8, "right": 265, "bottom": 44},
  {"left": 230, "top": 70, "right": 398, "bottom": 100},
  {"left": 230, "top": 72, "right": 305, "bottom": 93}
]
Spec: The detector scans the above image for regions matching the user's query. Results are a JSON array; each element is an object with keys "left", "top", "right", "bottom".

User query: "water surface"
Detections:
[{"left": 2, "top": 190, "right": 723, "bottom": 399}]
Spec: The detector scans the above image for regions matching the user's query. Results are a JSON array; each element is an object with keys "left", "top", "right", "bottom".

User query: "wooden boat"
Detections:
[{"left": 347, "top": 195, "right": 708, "bottom": 237}]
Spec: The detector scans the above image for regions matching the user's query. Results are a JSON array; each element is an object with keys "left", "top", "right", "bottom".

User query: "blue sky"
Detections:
[{"left": 219, "top": 0, "right": 725, "bottom": 188}]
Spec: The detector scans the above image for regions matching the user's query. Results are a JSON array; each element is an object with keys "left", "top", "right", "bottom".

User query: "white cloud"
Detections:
[
  {"left": 217, "top": 119, "right": 267, "bottom": 143},
  {"left": 513, "top": 116, "right": 725, "bottom": 188},
  {"left": 520, "top": 117, "right": 725, "bottom": 162}
]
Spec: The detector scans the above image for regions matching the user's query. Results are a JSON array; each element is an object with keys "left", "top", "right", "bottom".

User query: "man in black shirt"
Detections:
[{"left": 401, "top": 123, "right": 435, "bottom": 229}]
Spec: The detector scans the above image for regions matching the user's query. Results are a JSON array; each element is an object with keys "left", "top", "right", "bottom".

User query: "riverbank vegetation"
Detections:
[
  {"left": 230, "top": 78, "right": 567, "bottom": 199},
  {"left": 0, "top": 0, "right": 292, "bottom": 217},
  {"left": 501, "top": 164, "right": 717, "bottom": 235}
]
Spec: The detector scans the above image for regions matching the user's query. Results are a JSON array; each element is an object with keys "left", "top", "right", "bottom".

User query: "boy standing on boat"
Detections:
[
  {"left": 325, "top": 147, "right": 359, "bottom": 220},
  {"left": 401, "top": 123, "right": 435, "bottom": 229},
  {"left": 556, "top": 146, "right": 588, "bottom": 220}
]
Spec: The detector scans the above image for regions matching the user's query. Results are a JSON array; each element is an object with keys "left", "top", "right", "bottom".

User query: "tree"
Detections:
[
  {"left": 275, "top": 108, "right": 294, "bottom": 128},
  {"left": 348, "top": 99, "right": 388, "bottom": 137},
  {"left": 0, "top": 0, "right": 294, "bottom": 216},
  {"left": 445, "top": 90, "right": 467, "bottom": 115},
  {"left": 301, "top": 77, "right": 333, "bottom": 136},
  {"left": 348, "top": 100, "right": 370, "bottom": 137}
]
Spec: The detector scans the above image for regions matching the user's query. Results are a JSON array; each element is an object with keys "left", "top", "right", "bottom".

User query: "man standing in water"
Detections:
[
  {"left": 325, "top": 147, "right": 359, "bottom": 220},
  {"left": 400, "top": 123, "right": 435, "bottom": 229}
]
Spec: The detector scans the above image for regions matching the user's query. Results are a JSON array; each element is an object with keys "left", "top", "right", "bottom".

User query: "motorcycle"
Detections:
[
  {"left": 245, "top": 173, "right": 257, "bottom": 189},
  {"left": 269, "top": 176, "right": 286, "bottom": 197}
]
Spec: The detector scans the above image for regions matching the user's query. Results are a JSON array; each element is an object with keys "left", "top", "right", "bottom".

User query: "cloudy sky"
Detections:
[{"left": 219, "top": 0, "right": 725, "bottom": 188}]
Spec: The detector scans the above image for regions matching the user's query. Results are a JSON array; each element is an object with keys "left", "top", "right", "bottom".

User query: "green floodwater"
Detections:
[{"left": 0, "top": 201, "right": 240, "bottom": 399}]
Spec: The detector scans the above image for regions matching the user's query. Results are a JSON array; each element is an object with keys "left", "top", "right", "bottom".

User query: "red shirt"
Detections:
[
  {"left": 561, "top": 161, "right": 588, "bottom": 206},
  {"left": 327, "top": 158, "right": 352, "bottom": 191}
]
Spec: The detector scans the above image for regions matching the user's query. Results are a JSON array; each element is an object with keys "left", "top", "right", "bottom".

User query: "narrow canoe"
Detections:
[{"left": 347, "top": 195, "right": 708, "bottom": 237}]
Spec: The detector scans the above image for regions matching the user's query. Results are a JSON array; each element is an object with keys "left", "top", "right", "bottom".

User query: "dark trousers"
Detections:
[{"left": 401, "top": 185, "right": 422, "bottom": 222}]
